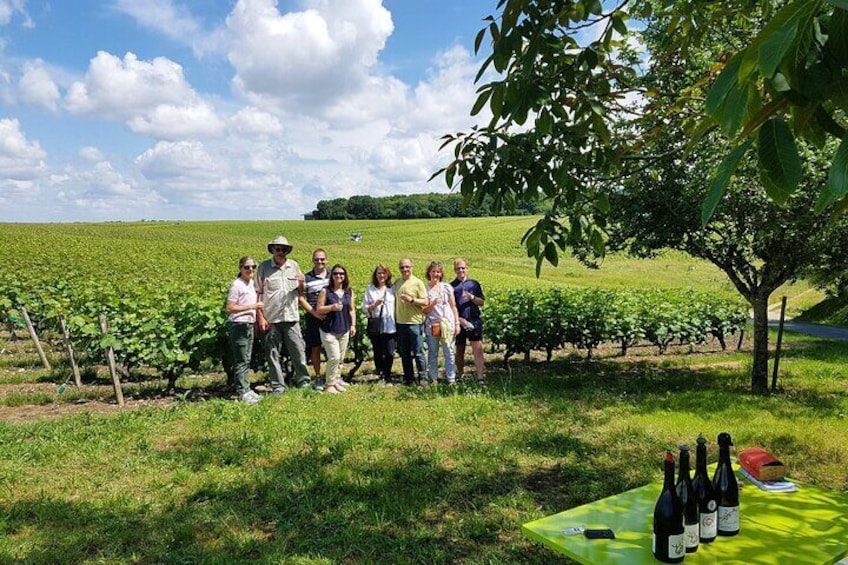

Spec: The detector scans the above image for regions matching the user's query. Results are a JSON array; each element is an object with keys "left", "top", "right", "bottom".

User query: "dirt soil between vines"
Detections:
[{"left": 0, "top": 339, "right": 748, "bottom": 424}]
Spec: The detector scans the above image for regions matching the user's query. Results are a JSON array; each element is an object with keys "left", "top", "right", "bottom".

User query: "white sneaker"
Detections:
[{"left": 240, "top": 390, "right": 260, "bottom": 404}]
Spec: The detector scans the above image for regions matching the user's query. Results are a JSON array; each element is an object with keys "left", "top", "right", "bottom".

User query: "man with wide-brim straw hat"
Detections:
[
  {"left": 266, "top": 235, "right": 292, "bottom": 254},
  {"left": 255, "top": 235, "right": 311, "bottom": 393}
]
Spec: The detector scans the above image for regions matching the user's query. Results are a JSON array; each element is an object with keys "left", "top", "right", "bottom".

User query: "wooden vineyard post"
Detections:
[
  {"left": 20, "top": 307, "right": 51, "bottom": 370},
  {"left": 58, "top": 314, "right": 83, "bottom": 387},
  {"left": 771, "top": 296, "right": 788, "bottom": 392},
  {"left": 99, "top": 314, "right": 125, "bottom": 407}
]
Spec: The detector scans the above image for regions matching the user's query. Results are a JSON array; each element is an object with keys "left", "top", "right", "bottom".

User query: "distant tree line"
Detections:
[{"left": 307, "top": 193, "right": 546, "bottom": 220}]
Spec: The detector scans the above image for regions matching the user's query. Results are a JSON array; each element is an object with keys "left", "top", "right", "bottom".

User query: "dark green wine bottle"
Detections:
[
  {"left": 713, "top": 432, "right": 740, "bottom": 536},
  {"left": 676, "top": 445, "right": 699, "bottom": 553},
  {"left": 691, "top": 434, "right": 717, "bottom": 542},
  {"left": 653, "top": 451, "right": 685, "bottom": 563}
]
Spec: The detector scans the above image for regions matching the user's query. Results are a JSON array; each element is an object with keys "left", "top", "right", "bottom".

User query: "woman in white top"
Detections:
[
  {"left": 422, "top": 261, "right": 460, "bottom": 384},
  {"left": 361, "top": 263, "right": 397, "bottom": 383},
  {"left": 226, "top": 256, "right": 263, "bottom": 404}
]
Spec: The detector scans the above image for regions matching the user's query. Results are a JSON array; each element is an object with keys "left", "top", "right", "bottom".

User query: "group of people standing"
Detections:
[{"left": 225, "top": 235, "right": 486, "bottom": 404}]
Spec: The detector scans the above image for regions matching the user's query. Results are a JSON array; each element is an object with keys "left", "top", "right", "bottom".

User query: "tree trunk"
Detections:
[{"left": 750, "top": 293, "right": 770, "bottom": 394}]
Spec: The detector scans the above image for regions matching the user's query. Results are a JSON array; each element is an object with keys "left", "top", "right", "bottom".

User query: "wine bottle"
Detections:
[
  {"left": 676, "top": 445, "right": 699, "bottom": 553},
  {"left": 691, "top": 434, "right": 718, "bottom": 543},
  {"left": 653, "top": 451, "right": 685, "bottom": 563},
  {"left": 713, "top": 432, "right": 740, "bottom": 536}
]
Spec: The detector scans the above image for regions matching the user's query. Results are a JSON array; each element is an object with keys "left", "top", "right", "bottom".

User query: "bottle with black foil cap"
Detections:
[
  {"left": 675, "top": 445, "right": 699, "bottom": 553},
  {"left": 653, "top": 451, "right": 685, "bottom": 563},
  {"left": 712, "top": 432, "right": 740, "bottom": 536},
  {"left": 691, "top": 434, "right": 718, "bottom": 543}
]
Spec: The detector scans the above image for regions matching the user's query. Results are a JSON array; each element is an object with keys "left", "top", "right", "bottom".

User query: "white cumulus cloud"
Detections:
[
  {"left": 135, "top": 140, "right": 222, "bottom": 182},
  {"left": 127, "top": 101, "right": 225, "bottom": 139},
  {"left": 0, "top": 118, "right": 47, "bottom": 180},
  {"left": 113, "top": 0, "right": 229, "bottom": 58},
  {"left": 229, "top": 106, "right": 283, "bottom": 137},
  {"left": 18, "top": 59, "right": 61, "bottom": 112},
  {"left": 79, "top": 146, "right": 106, "bottom": 161},
  {"left": 0, "top": 0, "right": 32, "bottom": 27},
  {"left": 227, "top": 0, "right": 393, "bottom": 115},
  {"left": 65, "top": 52, "right": 195, "bottom": 118},
  {"left": 64, "top": 51, "right": 225, "bottom": 140}
]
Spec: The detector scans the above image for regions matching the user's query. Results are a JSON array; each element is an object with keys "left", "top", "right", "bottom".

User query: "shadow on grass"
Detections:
[
  {"left": 1, "top": 439, "right": 563, "bottom": 564},
  {"left": 5, "top": 340, "right": 846, "bottom": 563},
  {"left": 481, "top": 355, "right": 847, "bottom": 414},
  {"left": 771, "top": 337, "right": 848, "bottom": 363}
]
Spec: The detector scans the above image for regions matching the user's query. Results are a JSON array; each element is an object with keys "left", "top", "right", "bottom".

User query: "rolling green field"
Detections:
[
  {"left": 0, "top": 217, "right": 819, "bottom": 301},
  {"left": 0, "top": 219, "right": 844, "bottom": 564}
]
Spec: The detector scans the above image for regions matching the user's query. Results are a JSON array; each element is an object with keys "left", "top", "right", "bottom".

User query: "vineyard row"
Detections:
[{"left": 1, "top": 279, "right": 747, "bottom": 386}]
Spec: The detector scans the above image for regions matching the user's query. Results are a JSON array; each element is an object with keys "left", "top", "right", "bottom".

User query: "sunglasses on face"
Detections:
[
  {"left": 242, "top": 265, "right": 257, "bottom": 271},
  {"left": 332, "top": 272, "right": 346, "bottom": 276},
  {"left": 399, "top": 265, "right": 412, "bottom": 270},
  {"left": 314, "top": 258, "right": 326, "bottom": 262},
  {"left": 456, "top": 267, "right": 467, "bottom": 271},
  {"left": 272, "top": 246, "right": 289, "bottom": 253}
]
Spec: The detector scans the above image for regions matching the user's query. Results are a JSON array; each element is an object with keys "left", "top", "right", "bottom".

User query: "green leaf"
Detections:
[
  {"left": 827, "top": 135, "right": 848, "bottom": 197},
  {"left": 589, "top": 228, "right": 606, "bottom": 255},
  {"left": 490, "top": 82, "right": 505, "bottom": 117},
  {"left": 758, "top": 118, "right": 802, "bottom": 204},
  {"left": 612, "top": 13, "right": 628, "bottom": 36},
  {"left": 597, "top": 194, "right": 611, "bottom": 214},
  {"left": 718, "top": 83, "right": 751, "bottom": 136},
  {"left": 815, "top": 107, "right": 847, "bottom": 138},
  {"left": 474, "top": 27, "right": 487, "bottom": 54},
  {"left": 705, "top": 55, "right": 742, "bottom": 118},
  {"left": 702, "top": 139, "right": 754, "bottom": 225},
  {"left": 826, "top": 9, "right": 848, "bottom": 63},
  {"left": 739, "top": 0, "right": 818, "bottom": 81},
  {"left": 587, "top": 0, "right": 603, "bottom": 16},
  {"left": 471, "top": 87, "right": 492, "bottom": 116},
  {"left": 825, "top": 75, "right": 848, "bottom": 107},
  {"left": 825, "top": 0, "right": 848, "bottom": 9},
  {"left": 544, "top": 242, "right": 559, "bottom": 267},
  {"left": 815, "top": 184, "right": 838, "bottom": 213},
  {"left": 758, "top": 20, "right": 798, "bottom": 78}
]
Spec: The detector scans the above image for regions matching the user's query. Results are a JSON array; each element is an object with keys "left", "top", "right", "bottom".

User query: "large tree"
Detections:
[
  {"left": 601, "top": 2, "right": 848, "bottom": 393},
  {"left": 435, "top": 0, "right": 848, "bottom": 393},
  {"left": 435, "top": 0, "right": 848, "bottom": 261}
]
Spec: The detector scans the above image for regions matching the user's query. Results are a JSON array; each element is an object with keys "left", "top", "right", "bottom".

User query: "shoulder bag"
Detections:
[{"left": 367, "top": 292, "right": 385, "bottom": 335}]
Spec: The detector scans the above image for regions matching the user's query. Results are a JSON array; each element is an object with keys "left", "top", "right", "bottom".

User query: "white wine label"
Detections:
[
  {"left": 700, "top": 511, "right": 717, "bottom": 538},
  {"left": 652, "top": 533, "right": 686, "bottom": 558},
  {"left": 718, "top": 505, "right": 740, "bottom": 531},
  {"left": 668, "top": 533, "right": 686, "bottom": 558},
  {"left": 685, "top": 523, "right": 699, "bottom": 549}
]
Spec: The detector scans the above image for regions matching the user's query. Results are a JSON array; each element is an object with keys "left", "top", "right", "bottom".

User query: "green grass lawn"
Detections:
[
  {"left": 0, "top": 218, "right": 846, "bottom": 563},
  {"left": 1, "top": 330, "right": 846, "bottom": 564}
]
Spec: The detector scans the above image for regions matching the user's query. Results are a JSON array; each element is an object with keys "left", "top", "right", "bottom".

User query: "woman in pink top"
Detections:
[{"left": 226, "top": 256, "right": 263, "bottom": 404}]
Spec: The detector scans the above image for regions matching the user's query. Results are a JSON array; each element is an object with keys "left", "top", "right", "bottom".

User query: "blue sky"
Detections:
[{"left": 0, "top": 0, "right": 497, "bottom": 221}]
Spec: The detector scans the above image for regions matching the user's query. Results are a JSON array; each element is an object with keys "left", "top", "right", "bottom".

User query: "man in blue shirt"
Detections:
[
  {"left": 299, "top": 248, "right": 330, "bottom": 390},
  {"left": 450, "top": 258, "right": 486, "bottom": 384}
]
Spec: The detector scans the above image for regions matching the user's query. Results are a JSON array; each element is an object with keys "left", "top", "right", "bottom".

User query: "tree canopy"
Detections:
[
  {"left": 434, "top": 0, "right": 848, "bottom": 273},
  {"left": 308, "top": 192, "right": 544, "bottom": 220}
]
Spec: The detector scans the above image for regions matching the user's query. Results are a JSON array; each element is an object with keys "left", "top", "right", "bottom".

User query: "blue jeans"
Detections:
[
  {"left": 396, "top": 323, "right": 426, "bottom": 384},
  {"left": 426, "top": 326, "right": 456, "bottom": 383}
]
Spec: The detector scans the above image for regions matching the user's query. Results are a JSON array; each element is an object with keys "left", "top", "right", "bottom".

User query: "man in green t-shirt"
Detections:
[{"left": 393, "top": 258, "right": 428, "bottom": 385}]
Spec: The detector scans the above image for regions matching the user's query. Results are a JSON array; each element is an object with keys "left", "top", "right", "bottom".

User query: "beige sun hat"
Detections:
[{"left": 267, "top": 235, "right": 293, "bottom": 253}]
